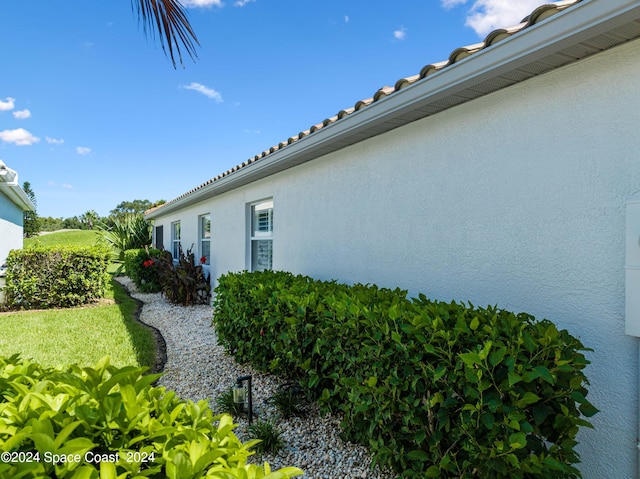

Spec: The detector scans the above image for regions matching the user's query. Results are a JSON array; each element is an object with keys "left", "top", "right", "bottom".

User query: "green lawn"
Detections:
[
  {"left": 24, "top": 229, "right": 102, "bottom": 248},
  {"left": 0, "top": 279, "right": 155, "bottom": 369},
  {"left": 1, "top": 229, "right": 155, "bottom": 369}
]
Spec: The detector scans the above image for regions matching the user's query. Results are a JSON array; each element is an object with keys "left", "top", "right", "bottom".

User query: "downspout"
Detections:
[{"left": 624, "top": 198, "right": 640, "bottom": 472}]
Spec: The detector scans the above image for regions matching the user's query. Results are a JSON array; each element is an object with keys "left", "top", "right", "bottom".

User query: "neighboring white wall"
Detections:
[
  {"left": 0, "top": 190, "right": 24, "bottom": 267},
  {"left": 154, "top": 39, "right": 640, "bottom": 478}
]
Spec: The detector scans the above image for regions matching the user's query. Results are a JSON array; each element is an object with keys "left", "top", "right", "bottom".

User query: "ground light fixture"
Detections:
[{"left": 233, "top": 375, "right": 253, "bottom": 424}]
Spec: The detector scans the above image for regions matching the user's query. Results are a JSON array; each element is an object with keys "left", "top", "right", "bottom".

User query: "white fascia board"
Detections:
[
  {"left": 0, "top": 184, "right": 35, "bottom": 212},
  {"left": 147, "top": 0, "right": 640, "bottom": 220}
]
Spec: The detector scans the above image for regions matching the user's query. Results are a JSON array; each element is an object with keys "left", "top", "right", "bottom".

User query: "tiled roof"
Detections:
[{"left": 149, "top": 0, "right": 591, "bottom": 214}]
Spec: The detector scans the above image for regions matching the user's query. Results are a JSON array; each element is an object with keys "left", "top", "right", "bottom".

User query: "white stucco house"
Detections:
[
  {"left": 0, "top": 160, "right": 35, "bottom": 302},
  {"left": 146, "top": 0, "right": 640, "bottom": 476},
  {"left": 0, "top": 160, "right": 34, "bottom": 266}
]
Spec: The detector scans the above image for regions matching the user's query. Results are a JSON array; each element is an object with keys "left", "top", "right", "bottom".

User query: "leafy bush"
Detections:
[
  {"left": 123, "top": 247, "right": 171, "bottom": 293},
  {"left": 213, "top": 270, "right": 597, "bottom": 478},
  {"left": 0, "top": 354, "right": 303, "bottom": 479},
  {"left": 155, "top": 245, "right": 210, "bottom": 305},
  {"left": 3, "top": 245, "right": 110, "bottom": 309},
  {"left": 98, "top": 214, "right": 152, "bottom": 261}
]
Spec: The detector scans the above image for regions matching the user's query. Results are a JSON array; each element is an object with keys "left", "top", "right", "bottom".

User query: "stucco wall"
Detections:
[
  {"left": 0, "top": 190, "right": 24, "bottom": 267},
  {"left": 153, "top": 39, "right": 640, "bottom": 478}
]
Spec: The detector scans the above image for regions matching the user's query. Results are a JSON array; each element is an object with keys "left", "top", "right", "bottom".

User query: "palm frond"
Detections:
[
  {"left": 132, "top": 0, "right": 199, "bottom": 68},
  {"left": 98, "top": 214, "right": 152, "bottom": 260}
]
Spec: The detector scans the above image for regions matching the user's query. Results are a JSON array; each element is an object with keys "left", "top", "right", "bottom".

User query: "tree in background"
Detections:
[
  {"left": 38, "top": 199, "right": 165, "bottom": 232},
  {"left": 22, "top": 181, "right": 40, "bottom": 238},
  {"left": 80, "top": 210, "right": 100, "bottom": 230},
  {"left": 62, "top": 216, "right": 87, "bottom": 230},
  {"left": 39, "top": 217, "right": 65, "bottom": 232},
  {"left": 109, "top": 199, "right": 166, "bottom": 221}
]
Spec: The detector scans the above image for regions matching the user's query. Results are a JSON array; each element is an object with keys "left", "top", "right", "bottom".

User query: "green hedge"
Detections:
[
  {"left": 3, "top": 245, "right": 110, "bottom": 309},
  {"left": 0, "top": 354, "right": 303, "bottom": 479},
  {"left": 123, "top": 247, "right": 169, "bottom": 293},
  {"left": 213, "top": 270, "right": 597, "bottom": 478}
]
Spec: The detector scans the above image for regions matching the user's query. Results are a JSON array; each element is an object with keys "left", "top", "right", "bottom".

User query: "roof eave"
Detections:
[
  {"left": 146, "top": 0, "right": 640, "bottom": 220},
  {"left": 0, "top": 184, "right": 35, "bottom": 212}
]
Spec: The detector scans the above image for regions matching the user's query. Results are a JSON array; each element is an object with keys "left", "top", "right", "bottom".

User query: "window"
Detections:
[
  {"left": 154, "top": 225, "right": 164, "bottom": 250},
  {"left": 199, "top": 214, "right": 211, "bottom": 265},
  {"left": 250, "top": 200, "right": 273, "bottom": 271},
  {"left": 171, "top": 221, "right": 181, "bottom": 260}
]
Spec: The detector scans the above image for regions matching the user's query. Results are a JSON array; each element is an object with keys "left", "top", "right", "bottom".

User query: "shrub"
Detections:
[
  {"left": 155, "top": 245, "right": 210, "bottom": 305},
  {"left": 0, "top": 354, "right": 303, "bottom": 479},
  {"left": 123, "top": 247, "right": 170, "bottom": 293},
  {"left": 213, "top": 271, "right": 597, "bottom": 478},
  {"left": 3, "top": 245, "right": 110, "bottom": 309}
]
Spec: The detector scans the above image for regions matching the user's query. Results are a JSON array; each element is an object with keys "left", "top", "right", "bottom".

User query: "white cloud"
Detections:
[
  {"left": 234, "top": 0, "right": 255, "bottom": 6},
  {"left": 76, "top": 146, "right": 91, "bottom": 155},
  {"left": 182, "top": 0, "right": 224, "bottom": 7},
  {"left": 0, "top": 128, "right": 40, "bottom": 146},
  {"left": 441, "top": 0, "right": 467, "bottom": 7},
  {"left": 243, "top": 129, "right": 261, "bottom": 134},
  {"left": 0, "top": 97, "right": 15, "bottom": 111},
  {"left": 393, "top": 26, "right": 407, "bottom": 40},
  {"left": 344, "top": 15, "right": 350, "bottom": 23},
  {"left": 62, "top": 183, "right": 73, "bottom": 189},
  {"left": 13, "top": 109, "right": 31, "bottom": 120},
  {"left": 441, "top": 0, "right": 543, "bottom": 36},
  {"left": 181, "top": 82, "right": 223, "bottom": 103},
  {"left": 46, "top": 137, "right": 64, "bottom": 144}
]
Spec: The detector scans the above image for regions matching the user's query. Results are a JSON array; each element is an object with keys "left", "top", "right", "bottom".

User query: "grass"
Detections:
[
  {"left": 0, "top": 279, "right": 155, "bottom": 369},
  {"left": 24, "top": 229, "right": 102, "bottom": 248},
  {"left": 2, "top": 229, "right": 155, "bottom": 369}
]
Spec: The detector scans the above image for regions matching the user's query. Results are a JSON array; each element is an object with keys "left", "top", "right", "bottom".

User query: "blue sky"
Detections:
[{"left": 1, "top": 0, "right": 543, "bottom": 218}]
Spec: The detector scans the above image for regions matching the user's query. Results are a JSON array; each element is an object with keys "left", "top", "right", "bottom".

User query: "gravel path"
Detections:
[{"left": 115, "top": 277, "right": 394, "bottom": 479}]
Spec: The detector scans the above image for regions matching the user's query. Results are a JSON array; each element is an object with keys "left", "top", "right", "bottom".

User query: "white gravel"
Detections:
[{"left": 115, "top": 277, "right": 395, "bottom": 479}]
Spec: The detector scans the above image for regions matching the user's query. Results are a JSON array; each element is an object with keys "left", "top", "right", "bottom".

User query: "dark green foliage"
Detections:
[
  {"left": 213, "top": 270, "right": 597, "bottom": 478},
  {"left": 247, "top": 419, "right": 284, "bottom": 455},
  {"left": 38, "top": 216, "right": 65, "bottom": 232},
  {"left": 62, "top": 216, "right": 85, "bottom": 230},
  {"left": 269, "top": 383, "right": 307, "bottom": 419},
  {"left": 155, "top": 245, "right": 210, "bottom": 305},
  {"left": 0, "top": 355, "right": 303, "bottom": 478},
  {"left": 3, "top": 245, "right": 110, "bottom": 309},
  {"left": 123, "top": 247, "right": 170, "bottom": 293},
  {"left": 109, "top": 199, "right": 165, "bottom": 219}
]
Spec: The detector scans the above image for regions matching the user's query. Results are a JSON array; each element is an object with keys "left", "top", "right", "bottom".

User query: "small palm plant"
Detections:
[{"left": 98, "top": 214, "right": 152, "bottom": 269}]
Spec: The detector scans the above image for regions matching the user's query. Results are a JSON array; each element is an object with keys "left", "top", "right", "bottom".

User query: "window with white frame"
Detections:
[
  {"left": 199, "top": 214, "right": 211, "bottom": 265},
  {"left": 250, "top": 200, "right": 273, "bottom": 271},
  {"left": 171, "top": 221, "right": 181, "bottom": 260}
]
